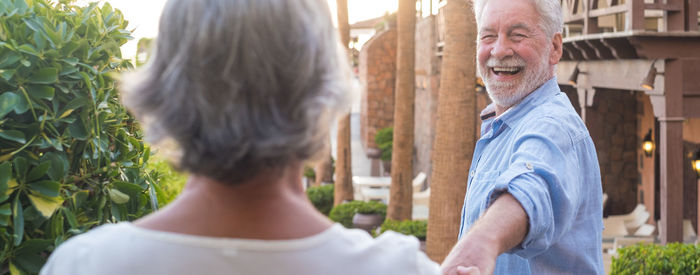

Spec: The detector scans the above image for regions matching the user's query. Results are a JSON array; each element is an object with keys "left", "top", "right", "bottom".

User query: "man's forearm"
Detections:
[{"left": 442, "top": 193, "right": 529, "bottom": 274}]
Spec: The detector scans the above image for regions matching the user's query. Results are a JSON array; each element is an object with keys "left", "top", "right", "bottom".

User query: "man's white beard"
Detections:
[{"left": 479, "top": 53, "right": 551, "bottom": 109}]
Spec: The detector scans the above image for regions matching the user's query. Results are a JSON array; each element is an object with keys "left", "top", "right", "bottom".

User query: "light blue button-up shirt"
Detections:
[{"left": 459, "top": 78, "right": 603, "bottom": 274}]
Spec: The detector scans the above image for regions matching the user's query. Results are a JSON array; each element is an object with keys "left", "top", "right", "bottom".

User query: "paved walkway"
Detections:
[{"left": 330, "top": 78, "right": 374, "bottom": 177}]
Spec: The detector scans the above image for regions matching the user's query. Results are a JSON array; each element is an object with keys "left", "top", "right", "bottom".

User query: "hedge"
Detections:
[
  {"left": 611, "top": 243, "right": 700, "bottom": 275},
  {"left": 329, "top": 200, "right": 387, "bottom": 228}
]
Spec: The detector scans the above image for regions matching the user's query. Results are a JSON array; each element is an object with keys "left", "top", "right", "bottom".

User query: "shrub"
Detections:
[
  {"left": 303, "top": 165, "right": 315, "bottom": 182},
  {"left": 306, "top": 184, "right": 333, "bottom": 216},
  {"left": 329, "top": 200, "right": 387, "bottom": 228},
  {"left": 375, "top": 126, "right": 393, "bottom": 162},
  {"left": 145, "top": 152, "right": 186, "bottom": 206},
  {"left": 379, "top": 219, "right": 428, "bottom": 240},
  {"left": 0, "top": 1, "right": 159, "bottom": 272},
  {"left": 611, "top": 243, "right": 700, "bottom": 274}
]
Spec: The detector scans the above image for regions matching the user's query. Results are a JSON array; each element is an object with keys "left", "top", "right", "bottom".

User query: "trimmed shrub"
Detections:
[
  {"left": 375, "top": 126, "right": 393, "bottom": 162},
  {"left": 329, "top": 200, "right": 387, "bottom": 228},
  {"left": 0, "top": 0, "right": 159, "bottom": 272},
  {"left": 379, "top": 219, "right": 427, "bottom": 240},
  {"left": 306, "top": 184, "right": 333, "bottom": 216},
  {"left": 611, "top": 243, "right": 700, "bottom": 274},
  {"left": 145, "top": 153, "right": 186, "bottom": 206}
]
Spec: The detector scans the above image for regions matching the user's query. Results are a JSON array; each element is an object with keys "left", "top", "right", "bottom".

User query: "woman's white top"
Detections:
[{"left": 40, "top": 222, "right": 441, "bottom": 275}]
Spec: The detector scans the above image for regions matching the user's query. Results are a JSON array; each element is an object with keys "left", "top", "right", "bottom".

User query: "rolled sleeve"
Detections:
[{"left": 484, "top": 118, "right": 579, "bottom": 259}]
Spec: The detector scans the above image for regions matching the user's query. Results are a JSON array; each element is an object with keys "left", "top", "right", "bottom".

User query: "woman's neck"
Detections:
[{"left": 134, "top": 163, "right": 332, "bottom": 239}]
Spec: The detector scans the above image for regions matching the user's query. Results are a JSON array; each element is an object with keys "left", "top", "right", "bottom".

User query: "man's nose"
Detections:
[{"left": 490, "top": 36, "right": 513, "bottom": 59}]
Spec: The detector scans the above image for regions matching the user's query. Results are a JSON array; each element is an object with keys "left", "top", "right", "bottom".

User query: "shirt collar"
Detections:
[{"left": 480, "top": 77, "right": 560, "bottom": 128}]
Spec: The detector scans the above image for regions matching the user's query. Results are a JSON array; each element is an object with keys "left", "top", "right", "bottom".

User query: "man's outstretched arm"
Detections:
[{"left": 441, "top": 193, "right": 528, "bottom": 275}]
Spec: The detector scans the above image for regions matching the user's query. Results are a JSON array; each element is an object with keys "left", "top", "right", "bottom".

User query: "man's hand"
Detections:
[
  {"left": 440, "top": 230, "right": 498, "bottom": 275},
  {"left": 441, "top": 193, "right": 528, "bottom": 275}
]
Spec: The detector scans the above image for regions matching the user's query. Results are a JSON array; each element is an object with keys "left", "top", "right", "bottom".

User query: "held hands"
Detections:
[{"left": 440, "top": 233, "right": 498, "bottom": 275}]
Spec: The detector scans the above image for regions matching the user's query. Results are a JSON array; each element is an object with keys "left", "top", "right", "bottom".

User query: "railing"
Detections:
[{"left": 561, "top": 0, "right": 699, "bottom": 38}]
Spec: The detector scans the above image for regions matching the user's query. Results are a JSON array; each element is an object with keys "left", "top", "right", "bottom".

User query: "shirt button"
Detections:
[
  {"left": 526, "top": 163, "right": 534, "bottom": 170},
  {"left": 470, "top": 171, "right": 475, "bottom": 177}
]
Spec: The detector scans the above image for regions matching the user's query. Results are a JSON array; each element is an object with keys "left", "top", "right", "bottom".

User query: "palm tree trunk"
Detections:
[
  {"left": 426, "top": 0, "right": 477, "bottom": 262},
  {"left": 314, "top": 151, "right": 333, "bottom": 187},
  {"left": 387, "top": 0, "right": 416, "bottom": 221},
  {"left": 334, "top": 0, "right": 353, "bottom": 205}
]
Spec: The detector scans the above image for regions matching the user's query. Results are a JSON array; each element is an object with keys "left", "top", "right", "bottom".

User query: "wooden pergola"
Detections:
[{"left": 555, "top": 0, "right": 700, "bottom": 244}]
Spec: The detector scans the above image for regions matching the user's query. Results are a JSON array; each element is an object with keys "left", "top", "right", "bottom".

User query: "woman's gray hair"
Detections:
[
  {"left": 121, "top": 0, "right": 352, "bottom": 183},
  {"left": 474, "top": 0, "right": 563, "bottom": 37}
]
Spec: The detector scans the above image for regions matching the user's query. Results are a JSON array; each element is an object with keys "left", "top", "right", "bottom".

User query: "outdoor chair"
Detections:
[
  {"left": 602, "top": 217, "right": 629, "bottom": 238},
  {"left": 606, "top": 204, "right": 649, "bottom": 233},
  {"left": 633, "top": 224, "right": 655, "bottom": 236},
  {"left": 356, "top": 172, "right": 427, "bottom": 203}
]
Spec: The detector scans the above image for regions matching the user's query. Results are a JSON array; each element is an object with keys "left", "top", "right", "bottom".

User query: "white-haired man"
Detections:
[{"left": 441, "top": 0, "right": 603, "bottom": 274}]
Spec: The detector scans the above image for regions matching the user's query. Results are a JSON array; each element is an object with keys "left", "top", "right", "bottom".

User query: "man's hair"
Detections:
[
  {"left": 120, "top": 0, "right": 351, "bottom": 183},
  {"left": 474, "top": 0, "right": 563, "bottom": 37}
]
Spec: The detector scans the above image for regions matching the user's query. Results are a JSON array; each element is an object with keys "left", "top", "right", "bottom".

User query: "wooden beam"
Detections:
[
  {"left": 555, "top": 60, "right": 663, "bottom": 92},
  {"left": 586, "top": 39, "right": 615, "bottom": 59},
  {"left": 644, "top": 3, "right": 683, "bottom": 11},
  {"left": 563, "top": 43, "right": 585, "bottom": 60},
  {"left": 662, "top": 0, "right": 686, "bottom": 31},
  {"left": 629, "top": 36, "right": 700, "bottom": 59},
  {"left": 627, "top": 0, "right": 645, "bottom": 31},
  {"left": 589, "top": 4, "right": 628, "bottom": 18},
  {"left": 688, "top": 0, "right": 699, "bottom": 31},
  {"left": 683, "top": 96, "right": 700, "bottom": 117},
  {"left": 600, "top": 37, "right": 638, "bottom": 59},
  {"left": 573, "top": 40, "right": 600, "bottom": 60},
  {"left": 658, "top": 58, "right": 684, "bottom": 244}
]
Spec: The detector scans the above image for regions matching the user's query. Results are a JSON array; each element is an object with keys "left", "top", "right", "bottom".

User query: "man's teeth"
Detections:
[{"left": 493, "top": 67, "right": 520, "bottom": 72}]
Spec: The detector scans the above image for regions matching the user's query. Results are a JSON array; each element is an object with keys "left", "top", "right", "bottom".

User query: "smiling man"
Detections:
[{"left": 440, "top": 0, "right": 603, "bottom": 274}]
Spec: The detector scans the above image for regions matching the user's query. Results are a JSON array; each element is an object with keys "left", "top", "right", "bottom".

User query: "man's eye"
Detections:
[{"left": 481, "top": 35, "right": 496, "bottom": 40}]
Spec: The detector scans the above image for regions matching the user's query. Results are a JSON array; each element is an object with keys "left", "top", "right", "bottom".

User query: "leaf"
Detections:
[
  {"left": 26, "top": 85, "right": 55, "bottom": 100},
  {"left": 0, "top": 162, "right": 10, "bottom": 187},
  {"left": 61, "top": 57, "right": 78, "bottom": 66},
  {"left": 1, "top": 69, "right": 16, "bottom": 81},
  {"left": 13, "top": 157, "right": 28, "bottom": 181},
  {"left": 27, "top": 193, "right": 63, "bottom": 218},
  {"left": 0, "top": 203, "right": 10, "bottom": 216},
  {"left": 108, "top": 188, "right": 130, "bottom": 204},
  {"left": 0, "top": 53, "right": 21, "bottom": 68},
  {"left": 28, "top": 180, "right": 60, "bottom": 197},
  {"left": 0, "top": 92, "right": 19, "bottom": 118},
  {"left": 9, "top": 262, "right": 20, "bottom": 275},
  {"left": 12, "top": 92, "right": 28, "bottom": 115},
  {"left": 13, "top": 195, "right": 24, "bottom": 246},
  {"left": 27, "top": 68, "right": 58, "bottom": 84},
  {"left": 44, "top": 152, "right": 66, "bottom": 181},
  {"left": 17, "top": 44, "right": 40, "bottom": 57},
  {"left": 71, "top": 190, "right": 89, "bottom": 208},
  {"left": 67, "top": 119, "right": 88, "bottom": 140},
  {"left": 27, "top": 162, "right": 50, "bottom": 182},
  {"left": 0, "top": 130, "right": 26, "bottom": 144}
]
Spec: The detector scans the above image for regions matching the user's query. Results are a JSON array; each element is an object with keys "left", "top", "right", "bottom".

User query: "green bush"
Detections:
[
  {"left": 379, "top": 219, "right": 428, "bottom": 240},
  {"left": 375, "top": 126, "right": 393, "bottom": 162},
  {"left": 0, "top": 1, "right": 160, "bottom": 272},
  {"left": 303, "top": 165, "right": 315, "bottom": 182},
  {"left": 145, "top": 152, "right": 186, "bottom": 206},
  {"left": 329, "top": 200, "right": 387, "bottom": 228},
  {"left": 306, "top": 184, "right": 333, "bottom": 216},
  {"left": 611, "top": 243, "right": 700, "bottom": 274}
]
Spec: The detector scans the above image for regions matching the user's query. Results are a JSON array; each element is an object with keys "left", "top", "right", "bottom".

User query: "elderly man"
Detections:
[{"left": 441, "top": 0, "right": 603, "bottom": 274}]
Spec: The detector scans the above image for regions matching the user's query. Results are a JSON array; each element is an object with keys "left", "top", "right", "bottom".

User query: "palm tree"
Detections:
[
  {"left": 334, "top": 0, "right": 353, "bottom": 205},
  {"left": 425, "top": 0, "right": 477, "bottom": 262},
  {"left": 387, "top": 0, "right": 416, "bottom": 221},
  {"left": 314, "top": 151, "right": 333, "bottom": 187}
]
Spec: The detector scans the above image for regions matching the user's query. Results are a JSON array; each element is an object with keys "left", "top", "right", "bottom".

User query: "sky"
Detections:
[{"left": 75, "top": 0, "right": 406, "bottom": 59}]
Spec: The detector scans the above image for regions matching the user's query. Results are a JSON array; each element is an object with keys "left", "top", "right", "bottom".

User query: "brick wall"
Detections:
[
  {"left": 586, "top": 89, "right": 639, "bottom": 215},
  {"left": 359, "top": 28, "right": 397, "bottom": 156}
]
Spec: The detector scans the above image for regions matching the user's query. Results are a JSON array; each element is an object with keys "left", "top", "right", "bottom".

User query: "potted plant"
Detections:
[
  {"left": 375, "top": 127, "right": 393, "bottom": 173},
  {"left": 380, "top": 219, "right": 428, "bottom": 251},
  {"left": 306, "top": 184, "right": 334, "bottom": 216},
  {"left": 329, "top": 201, "right": 387, "bottom": 233}
]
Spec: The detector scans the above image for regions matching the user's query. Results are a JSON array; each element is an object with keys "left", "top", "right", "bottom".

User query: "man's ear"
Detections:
[{"left": 550, "top": 33, "right": 563, "bottom": 65}]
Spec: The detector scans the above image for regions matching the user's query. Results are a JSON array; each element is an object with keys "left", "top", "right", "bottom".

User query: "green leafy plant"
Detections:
[
  {"left": 306, "top": 184, "right": 333, "bottom": 216},
  {"left": 145, "top": 152, "right": 186, "bottom": 206},
  {"left": 0, "top": 0, "right": 160, "bottom": 272},
  {"left": 329, "top": 200, "right": 387, "bottom": 228},
  {"left": 303, "top": 165, "right": 315, "bottom": 182},
  {"left": 375, "top": 126, "right": 393, "bottom": 162},
  {"left": 611, "top": 243, "right": 700, "bottom": 274},
  {"left": 379, "top": 219, "right": 427, "bottom": 240}
]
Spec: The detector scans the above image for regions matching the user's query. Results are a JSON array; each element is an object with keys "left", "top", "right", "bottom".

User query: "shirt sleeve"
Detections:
[
  {"left": 416, "top": 250, "right": 442, "bottom": 275},
  {"left": 485, "top": 116, "right": 580, "bottom": 259}
]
